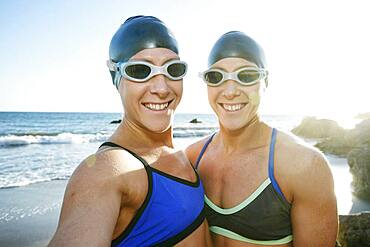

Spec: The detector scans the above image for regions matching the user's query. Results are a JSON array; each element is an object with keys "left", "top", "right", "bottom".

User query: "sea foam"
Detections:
[{"left": 0, "top": 132, "right": 110, "bottom": 147}]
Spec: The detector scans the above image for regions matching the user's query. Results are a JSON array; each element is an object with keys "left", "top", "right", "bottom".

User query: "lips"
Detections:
[
  {"left": 142, "top": 99, "right": 173, "bottom": 111},
  {"left": 219, "top": 103, "right": 247, "bottom": 112}
]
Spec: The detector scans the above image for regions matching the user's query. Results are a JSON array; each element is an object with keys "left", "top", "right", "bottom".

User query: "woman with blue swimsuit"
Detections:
[
  {"left": 49, "top": 16, "right": 210, "bottom": 247},
  {"left": 186, "top": 31, "right": 338, "bottom": 246}
]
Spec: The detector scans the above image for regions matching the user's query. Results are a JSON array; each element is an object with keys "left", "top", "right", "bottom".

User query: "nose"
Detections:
[
  {"left": 149, "top": 74, "right": 170, "bottom": 98},
  {"left": 222, "top": 80, "right": 241, "bottom": 99}
]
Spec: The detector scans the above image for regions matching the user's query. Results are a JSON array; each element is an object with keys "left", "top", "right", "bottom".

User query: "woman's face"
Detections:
[
  {"left": 119, "top": 48, "right": 183, "bottom": 133},
  {"left": 207, "top": 57, "right": 265, "bottom": 131}
]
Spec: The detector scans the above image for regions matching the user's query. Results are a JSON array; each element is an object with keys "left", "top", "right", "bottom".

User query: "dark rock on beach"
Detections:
[
  {"left": 110, "top": 119, "right": 122, "bottom": 124},
  {"left": 338, "top": 212, "right": 370, "bottom": 247},
  {"left": 190, "top": 118, "right": 202, "bottom": 123}
]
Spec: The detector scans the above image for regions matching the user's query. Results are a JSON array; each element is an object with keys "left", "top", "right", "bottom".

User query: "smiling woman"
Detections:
[
  {"left": 48, "top": 16, "right": 210, "bottom": 247},
  {"left": 186, "top": 31, "right": 338, "bottom": 247}
]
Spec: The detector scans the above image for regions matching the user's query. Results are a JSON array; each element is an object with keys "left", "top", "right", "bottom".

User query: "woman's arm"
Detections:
[
  {"left": 289, "top": 152, "right": 338, "bottom": 247},
  {"left": 48, "top": 154, "right": 123, "bottom": 247}
]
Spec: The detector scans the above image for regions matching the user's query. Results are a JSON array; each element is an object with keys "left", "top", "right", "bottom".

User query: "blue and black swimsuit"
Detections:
[{"left": 100, "top": 142, "right": 205, "bottom": 247}]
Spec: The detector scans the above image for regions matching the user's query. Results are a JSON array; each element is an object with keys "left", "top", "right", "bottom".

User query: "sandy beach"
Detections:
[
  {"left": 1, "top": 169, "right": 369, "bottom": 247},
  {"left": 0, "top": 180, "right": 67, "bottom": 247}
]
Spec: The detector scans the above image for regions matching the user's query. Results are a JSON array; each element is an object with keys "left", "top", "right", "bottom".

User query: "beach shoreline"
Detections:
[{"left": 0, "top": 161, "right": 369, "bottom": 247}]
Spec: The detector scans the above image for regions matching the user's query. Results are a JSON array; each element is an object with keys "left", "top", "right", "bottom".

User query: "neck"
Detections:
[
  {"left": 217, "top": 115, "right": 271, "bottom": 154},
  {"left": 110, "top": 118, "right": 174, "bottom": 155}
]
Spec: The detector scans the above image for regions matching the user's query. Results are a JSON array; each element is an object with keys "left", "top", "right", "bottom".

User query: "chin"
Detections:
[
  {"left": 217, "top": 112, "right": 257, "bottom": 132},
  {"left": 142, "top": 116, "right": 173, "bottom": 133},
  {"left": 219, "top": 119, "right": 248, "bottom": 131},
  {"left": 147, "top": 124, "right": 172, "bottom": 133}
]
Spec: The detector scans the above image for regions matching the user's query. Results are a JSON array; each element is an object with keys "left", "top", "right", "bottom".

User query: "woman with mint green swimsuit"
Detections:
[
  {"left": 195, "top": 129, "right": 292, "bottom": 245},
  {"left": 186, "top": 31, "right": 338, "bottom": 246}
]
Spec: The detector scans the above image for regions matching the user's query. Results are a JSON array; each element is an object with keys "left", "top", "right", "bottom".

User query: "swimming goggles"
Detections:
[
  {"left": 107, "top": 60, "right": 187, "bottom": 82},
  {"left": 199, "top": 67, "right": 268, "bottom": 86}
]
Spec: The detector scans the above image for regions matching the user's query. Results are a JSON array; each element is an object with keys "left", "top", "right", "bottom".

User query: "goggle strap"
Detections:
[
  {"left": 107, "top": 59, "right": 117, "bottom": 71},
  {"left": 114, "top": 73, "right": 122, "bottom": 88}
]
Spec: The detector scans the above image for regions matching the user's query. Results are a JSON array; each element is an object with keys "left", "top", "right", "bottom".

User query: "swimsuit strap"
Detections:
[
  {"left": 268, "top": 128, "right": 287, "bottom": 200},
  {"left": 99, "top": 142, "right": 150, "bottom": 167},
  {"left": 195, "top": 133, "right": 216, "bottom": 169}
]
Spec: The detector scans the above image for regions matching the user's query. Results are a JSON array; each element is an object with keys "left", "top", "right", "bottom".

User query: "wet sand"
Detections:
[{"left": 0, "top": 180, "right": 67, "bottom": 247}]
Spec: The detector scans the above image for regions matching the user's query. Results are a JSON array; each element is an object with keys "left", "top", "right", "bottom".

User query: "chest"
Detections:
[
  {"left": 125, "top": 151, "right": 195, "bottom": 204},
  {"left": 198, "top": 147, "right": 270, "bottom": 208}
]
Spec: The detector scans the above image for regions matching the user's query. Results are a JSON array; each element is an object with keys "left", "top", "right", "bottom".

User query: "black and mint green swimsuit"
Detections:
[{"left": 195, "top": 128, "right": 293, "bottom": 245}]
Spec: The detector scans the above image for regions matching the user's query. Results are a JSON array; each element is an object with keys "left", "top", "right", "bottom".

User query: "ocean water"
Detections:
[
  {"left": 0, "top": 112, "right": 367, "bottom": 214},
  {"left": 0, "top": 112, "right": 302, "bottom": 188}
]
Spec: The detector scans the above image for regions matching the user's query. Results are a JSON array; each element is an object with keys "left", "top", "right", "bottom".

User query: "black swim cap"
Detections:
[
  {"left": 208, "top": 31, "right": 267, "bottom": 68},
  {"left": 109, "top": 16, "right": 179, "bottom": 87}
]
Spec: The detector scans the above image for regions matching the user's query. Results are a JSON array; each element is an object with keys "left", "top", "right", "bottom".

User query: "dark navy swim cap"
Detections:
[
  {"left": 208, "top": 31, "right": 267, "bottom": 69},
  {"left": 109, "top": 16, "right": 179, "bottom": 87}
]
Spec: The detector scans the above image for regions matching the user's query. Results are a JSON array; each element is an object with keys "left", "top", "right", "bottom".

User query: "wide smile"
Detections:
[
  {"left": 142, "top": 99, "right": 174, "bottom": 111},
  {"left": 219, "top": 103, "right": 247, "bottom": 112}
]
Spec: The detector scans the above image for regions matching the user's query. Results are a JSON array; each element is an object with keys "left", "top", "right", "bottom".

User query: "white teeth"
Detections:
[
  {"left": 222, "top": 104, "right": 244, "bottom": 112},
  {"left": 144, "top": 102, "right": 169, "bottom": 111}
]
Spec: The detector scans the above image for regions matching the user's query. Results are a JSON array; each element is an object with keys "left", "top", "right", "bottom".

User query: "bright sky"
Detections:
[{"left": 0, "top": 0, "right": 369, "bottom": 119}]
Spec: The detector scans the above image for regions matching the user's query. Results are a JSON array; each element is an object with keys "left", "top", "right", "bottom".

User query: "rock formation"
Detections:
[
  {"left": 189, "top": 118, "right": 202, "bottom": 124},
  {"left": 292, "top": 118, "right": 370, "bottom": 200},
  {"left": 110, "top": 119, "right": 122, "bottom": 124},
  {"left": 348, "top": 146, "right": 370, "bottom": 200},
  {"left": 337, "top": 212, "right": 370, "bottom": 247},
  {"left": 291, "top": 117, "right": 345, "bottom": 139}
]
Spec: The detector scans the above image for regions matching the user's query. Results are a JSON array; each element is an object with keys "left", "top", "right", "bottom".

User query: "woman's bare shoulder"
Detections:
[
  {"left": 276, "top": 130, "right": 326, "bottom": 166},
  {"left": 275, "top": 130, "right": 333, "bottom": 192},
  {"left": 68, "top": 147, "right": 146, "bottom": 196}
]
